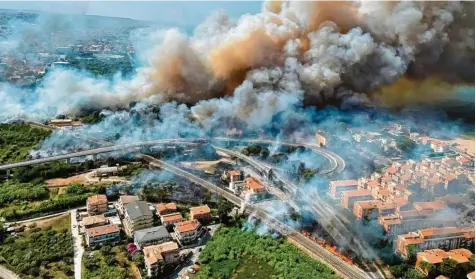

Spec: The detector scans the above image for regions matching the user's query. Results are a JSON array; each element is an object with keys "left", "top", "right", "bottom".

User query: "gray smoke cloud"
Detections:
[{"left": 0, "top": 0, "right": 473, "bottom": 125}]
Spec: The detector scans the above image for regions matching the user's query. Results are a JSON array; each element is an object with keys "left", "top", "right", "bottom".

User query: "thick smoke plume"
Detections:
[{"left": 1, "top": 1, "right": 474, "bottom": 125}]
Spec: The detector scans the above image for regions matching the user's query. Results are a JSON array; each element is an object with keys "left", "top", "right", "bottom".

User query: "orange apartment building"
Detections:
[
  {"left": 329, "top": 180, "right": 358, "bottom": 199},
  {"left": 379, "top": 200, "right": 455, "bottom": 237},
  {"left": 353, "top": 200, "right": 397, "bottom": 219},
  {"left": 189, "top": 205, "right": 212, "bottom": 222},
  {"left": 173, "top": 219, "right": 203, "bottom": 245},
  {"left": 396, "top": 227, "right": 475, "bottom": 258},
  {"left": 341, "top": 189, "right": 373, "bottom": 209}
]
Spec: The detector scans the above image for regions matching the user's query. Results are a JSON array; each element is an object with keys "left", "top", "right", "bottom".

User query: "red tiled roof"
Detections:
[
  {"left": 87, "top": 194, "right": 107, "bottom": 206},
  {"left": 355, "top": 200, "right": 379, "bottom": 209},
  {"left": 427, "top": 177, "right": 441, "bottom": 185},
  {"left": 161, "top": 212, "right": 183, "bottom": 223},
  {"left": 386, "top": 167, "right": 397, "bottom": 174},
  {"left": 378, "top": 189, "right": 392, "bottom": 197},
  {"left": 419, "top": 227, "right": 474, "bottom": 238},
  {"left": 401, "top": 174, "right": 411, "bottom": 181},
  {"left": 376, "top": 201, "right": 396, "bottom": 210},
  {"left": 342, "top": 189, "right": 372, "bottom": 197},
  {"left": 443, "top": 175, "right": 457, "bottom": 181},
  {"left": 393, "top": 196, "right": 408, "bottom": 207},
  {"left": 331, "top": 180, "right": 358, "bottom": 187},
  {"left": 119, "top": 195, "right": 139, "bottom": 205},
  {"left": 86, "top": 224, "right": 119, "bottom": 237},
  {"left": 381, "top": 176, "right": 392, "bottom": 182},
  {"left": 156, "top": 203, "right": 177, "bottom": 213},
  {"left": 366, "top": 180, "right": 380, "bottom": 188},
  {"left": 413, "top": 200, "right": 447, "bottom": 211},
  {"left": 227, "top": 170, "right": 241, "bottom": 176},
  {"left": 190, "top": 205, "right": 211, "bottom": 216},
  {"left": 176, "top": 220, "right": 200, "bottom": 233},
  {"left": 245, "top": 177, "right": 265, "bottom": 191}
]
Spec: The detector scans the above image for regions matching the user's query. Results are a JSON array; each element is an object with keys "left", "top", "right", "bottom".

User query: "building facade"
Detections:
[
  {"left": 85, "top": 224, "right": 120, "bottom": 246},
  {"left": 396, "top": 227, "right": 475, "bottom": 258},
  {"left": 144, "top": 241, "right": 180, "bottom": 277},
  {"left": 341, "top": 189, "right": 373, "bottom": 209},
  {"left": 82, "top": 214, "right": 108, "bottom": 229},
  {"left": 173, "top": 219, "right": 203, "bottom": 245},
  {"left": 87, "top": 194, "right": 108, "bottom": 216},
  {"left": 189, "top": 205, "right": 212, "bottom": 222},
  {"left": 123, "top": 201, "right": 154, "bottom": 236},
  {"left": 330, "top": 180, "right": 358, "bottom": 199}
]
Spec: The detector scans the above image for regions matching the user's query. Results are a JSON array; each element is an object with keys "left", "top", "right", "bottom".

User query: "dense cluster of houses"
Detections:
[
  {"left": 329, "top": 151, "right": 475, "bottom": 277},
  {"left": 81, "top": 194, "right": 212, "bottom": 277}
]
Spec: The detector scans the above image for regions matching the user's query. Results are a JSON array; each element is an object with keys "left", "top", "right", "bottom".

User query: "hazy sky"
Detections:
[{"left": 0, "top": 1, "right": 263, "bottom": 26}]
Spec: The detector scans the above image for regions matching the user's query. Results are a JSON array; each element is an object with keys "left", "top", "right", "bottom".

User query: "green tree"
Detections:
[
  {"left": 403, "top": 268, "right": 425, "bottom": 279},
  {"left": 418, "top": 261, "right": 435, "bottom": 277},
  {"left": 406, "top": 244, "right": 418, "bottom": 265},
  {"left": 438, "top": 258, "right": 459, "bottom": 278},
  {"left": 132, "top": 253, "right": 144, "bottom": 268},
  {"left": 66, "top": 183, "right": 86, "bottom": 195},
  {"left": 217, "top": 197, "right": 233, "bottom": 223},
  {"left": 260, "top": 148, "right": 270, "bottom": 159},
  {"left": 397, "top": 137, "right": 416, "bottom": 153},
  {"left": 390, "top": 264, "right": 408, "bottom": 278}
]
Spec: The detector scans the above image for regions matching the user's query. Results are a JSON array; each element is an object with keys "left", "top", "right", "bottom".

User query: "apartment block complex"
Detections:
[{"left": 396, "top": 227, "right": 475, "bottom": 258}]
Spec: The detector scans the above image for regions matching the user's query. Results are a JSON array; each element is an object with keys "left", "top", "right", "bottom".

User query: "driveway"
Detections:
[
  {"left": 0, "top": 265, "right": 20, "bottom": 279},
  {"left": 71, "top": 210, "right": 84, "bottom": 279}
]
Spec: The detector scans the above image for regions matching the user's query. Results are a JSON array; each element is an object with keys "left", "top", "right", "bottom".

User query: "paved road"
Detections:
[
  {"left": 143, "top": 155, "right": 369, "bottom": 279},
  {"left": 71, "top": 210, "right": 84, "bottom": 279},
  {"left": 0, "top": 266, "right": 20, "bottom": 279}
]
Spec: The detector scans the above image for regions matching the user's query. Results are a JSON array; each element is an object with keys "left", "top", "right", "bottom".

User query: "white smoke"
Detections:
[{"left": 0, "top": 0, "right": 473, "bottom": 126}]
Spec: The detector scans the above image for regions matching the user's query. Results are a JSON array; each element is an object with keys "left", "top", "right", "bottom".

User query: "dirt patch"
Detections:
[
  {"left": 23, "top": 213, "right": 70, "bottom": 230},
  {"left": 181, "top": 158, "right": 235, "bottom": 171},
  {"left": 47, "top": 171, "right": 129, "bottom": 188},
  {"left": 46, "top": 173, "right": 87, "bottom": 188}
]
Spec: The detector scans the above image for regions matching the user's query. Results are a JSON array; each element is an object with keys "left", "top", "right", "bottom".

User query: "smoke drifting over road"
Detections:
[{"left": 0, "top": 0, "right": 474, "bottom": 125}]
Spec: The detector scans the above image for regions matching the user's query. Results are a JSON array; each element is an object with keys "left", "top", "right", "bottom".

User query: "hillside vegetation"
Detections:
[{"left": 0, "top": 123, "right": 51, "bottom": 164}]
